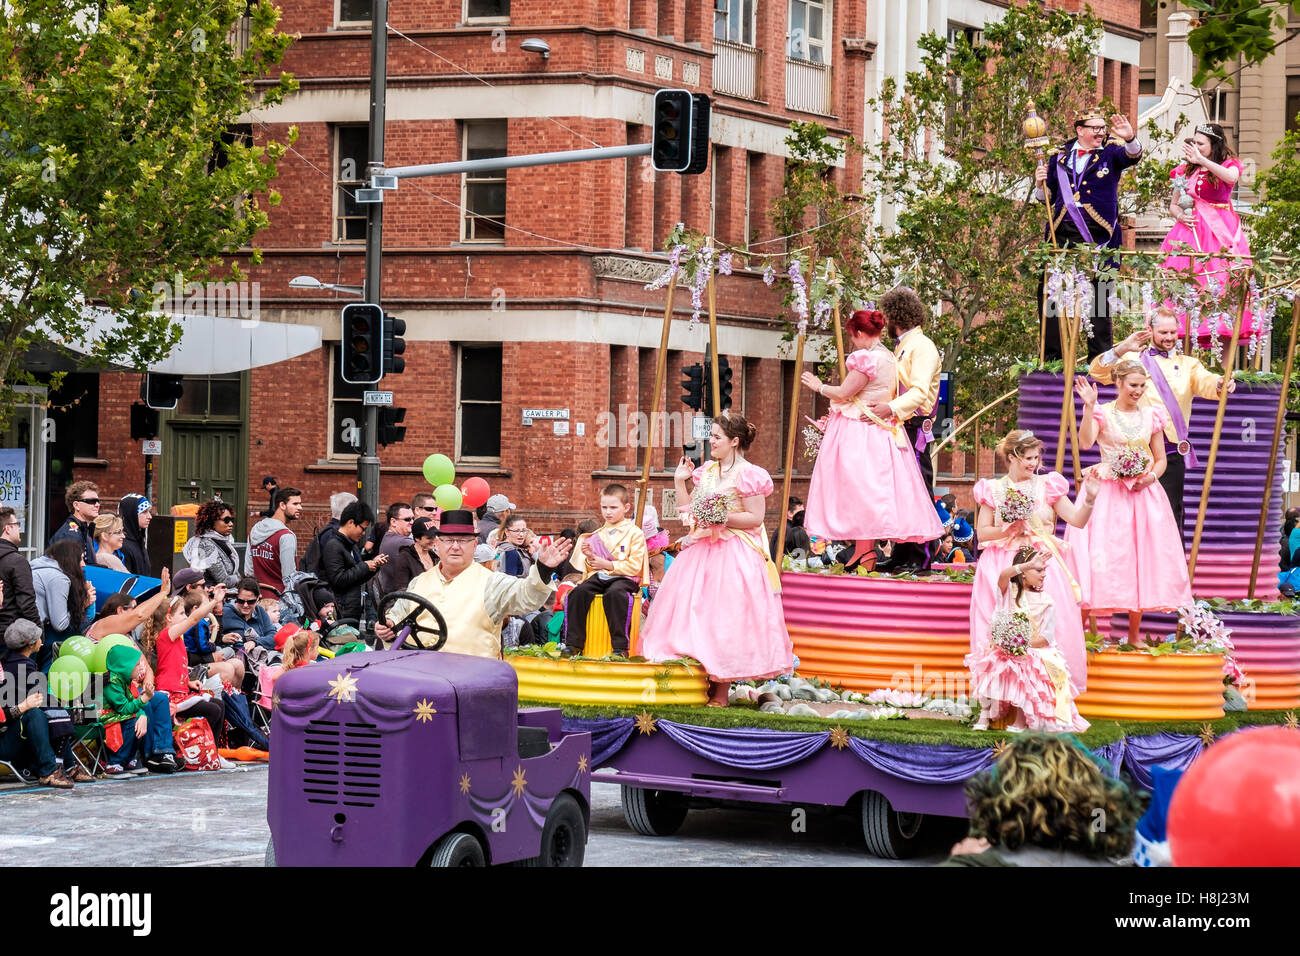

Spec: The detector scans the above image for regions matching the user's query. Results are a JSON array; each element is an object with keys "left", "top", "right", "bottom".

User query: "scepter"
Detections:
[{"left": 1025, "top": 103, "right": 1064, "bottom": 364}]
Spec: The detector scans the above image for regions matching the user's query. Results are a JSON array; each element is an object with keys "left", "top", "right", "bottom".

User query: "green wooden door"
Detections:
[{"left": 168, "top": 427, "right": 246, "bottom": 538}]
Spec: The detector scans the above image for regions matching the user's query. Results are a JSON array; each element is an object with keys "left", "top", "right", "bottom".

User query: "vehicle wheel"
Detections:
[
  {"left": 429, "top": 831, "right": 486, "bottom": 867},
  {"left": 264, "top": 838, "right": 275, "bottom": 867},
  {"left": 861, "top": 790, "right": 925, "bottom": 860},
  {"left": 621, "top": 786, "right": 688, "bottom": 837},
  {"left": 521, "top": 793, "right": 586, "bottom": 867}
]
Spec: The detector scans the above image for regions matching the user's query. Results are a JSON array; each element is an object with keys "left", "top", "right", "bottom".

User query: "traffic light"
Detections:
[
  {"left": 142, "top": 373, "right": 183, "bottom": 410},
  {"left": 717, "top": 354, "right": 733, "bottom": 411},
  {"left": 652, "top": 89, "right": 693, "bottom": 172},
  {"left": 383, "top": 313, "right": 406, "bottom": 376},
  {"left": 702, "top": 356, "right": 713, "bottom": 417},
  {"left": 680, "top": 363, "right": 704, "bottom": 411},
  {"left": 377, "top": 406, "right": 407, "bottom": 447},
  {"left": 685, "top": 93, "right": 711, "bottom": 175},
  {"left": 341, "top": 303, "right": 384, "bottom": 384},
  {"left": 129, "top": 402, "right": 159, "bottom": 439}
]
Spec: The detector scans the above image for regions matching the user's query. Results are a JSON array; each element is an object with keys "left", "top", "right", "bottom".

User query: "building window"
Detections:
[
  {"left": 715, "top": 0, "right": 756, "bottom": 46},
  {"left": 466, "top": 0, "right": 508, "bottom": 21},
  {"left": 1288, "top": 77, "right": 1300, "bottom": 134},
  {"left": 1138, "top": 78, "right": 1155, "bottom": 95},
  {"left": 461, "top": 120, "right": 507, "bottom": 243},
  {"left": 1140, "top": 0, "right": 1157, "bottom": 30},
  {"left": 175, "top": 374, "right": 242, "bottom": 420},
  {"left": 338, "top": 0, "right": 371, "bottom": 25},
  {"left": 334, "top": 125, "right": 369, "bottom": 243},
  {"left": 456, "top": 345, "right": 502, "bottom": 461},
  {"left": 329, "top": 346, "right": 365, "bottom": 459},
  {"left": 787, "top": 0, "right": 828, "bottom": 63}
]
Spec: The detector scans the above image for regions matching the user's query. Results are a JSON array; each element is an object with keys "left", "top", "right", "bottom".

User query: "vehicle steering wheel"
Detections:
[{"left": 376, "top": 591, "right": 450, "bottom": 651}]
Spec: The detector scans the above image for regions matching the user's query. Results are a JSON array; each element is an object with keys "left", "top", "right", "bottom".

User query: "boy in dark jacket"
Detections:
[
  {"left": 0, "top": 506, "right": 39, "bottom": 632},
  {"left": 101, "top": 643, "right": 180, "bottom": 774},
  {"left": 321, "top": 501, "right": 386, "bottom": 623},
  {"left": 118, "top": 494, "right": 152, "bottom": 577}
]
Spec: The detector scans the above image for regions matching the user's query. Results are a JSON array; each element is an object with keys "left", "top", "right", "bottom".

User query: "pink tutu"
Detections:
[
  {"left": 804, "top": 413, "right": 943, "bottom": 542},
  {"left": 966, "top": 646, "right": 1090, "bottom": 733}
]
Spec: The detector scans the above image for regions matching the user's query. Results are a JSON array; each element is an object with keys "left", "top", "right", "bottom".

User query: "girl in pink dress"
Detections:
[
  {"left": 971, "top": 431, "right": 1098, "bottom": 693},
  {"left": 967, "top": 548, "right": 1089, "bottom": 733},
  {"left": 800, "top": 309, "right": 943, "bottom": 569},
  {"left": 1066, "top": 362, "right": 1194, "bottom": 641},
  {"left": 640, "top": 412, "right": 793, "bottom": 706},
  {"left": 1160, "top": 123, "right": 1255, "bottom": 342}
]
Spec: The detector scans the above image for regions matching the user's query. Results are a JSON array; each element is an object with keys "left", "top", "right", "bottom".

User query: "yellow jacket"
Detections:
[
  {"left": 889, "top": 327, "right": 941, "bottom": 420},
  {"left": 1088, "top": 349, "right": 1221, "bottom": 444},
  {"left": 570, "top": 519, "right": 649, "bottom": 585}
]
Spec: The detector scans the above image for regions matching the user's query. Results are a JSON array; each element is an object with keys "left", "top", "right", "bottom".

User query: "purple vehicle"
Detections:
[{"left": 267, "top": 644, "right": 591, "bottom": 867}]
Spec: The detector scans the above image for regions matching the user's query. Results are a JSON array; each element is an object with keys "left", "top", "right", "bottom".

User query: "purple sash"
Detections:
[
  {"left": 1055, "top": 162, "right": 1094, "bottom": 243},
  {"left": 1139, "top": 349, "right": 1198, "bottom": 467}
]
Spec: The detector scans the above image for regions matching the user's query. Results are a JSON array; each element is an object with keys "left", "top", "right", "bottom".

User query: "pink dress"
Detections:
[
  {"left": 970, "top": 473, "right": 1087, "bottom": 692},
  {"left": 804, "top": 348, "right": 944, "bottom": 542},
  {"left": 965, "top": 587, "right": 1090, "bottom": 733},
  {"left": 640, "top": 459, "right": 794, "bottom": 682},
  {"left": 1064, "top": 403, "right": 1193, "bottom": 614},
  {"left": 1160, "top": 160, "right": 1255, "bottom": 340}
]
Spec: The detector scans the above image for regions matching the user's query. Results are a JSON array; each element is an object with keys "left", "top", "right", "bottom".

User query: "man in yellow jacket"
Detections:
[
  {"left": 872, "top": 286, "right": 941, "bottom": 492},
  {"left": 375, "top": 510, "right": 571, "bottom": 659}
]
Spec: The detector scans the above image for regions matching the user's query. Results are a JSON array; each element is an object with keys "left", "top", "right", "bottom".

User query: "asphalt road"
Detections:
[{"left": 0, "top": 765, "right": 957, "bottom": 867}]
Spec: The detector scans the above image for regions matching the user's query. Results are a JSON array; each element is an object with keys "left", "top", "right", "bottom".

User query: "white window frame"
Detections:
[
  {"left": 454, "top": 344, "right": 503, "bottom": 464},
  {"left": 333, "top": 124, "right": 368, "bottom": 244},
  {"left": 460, "top": 119, "right": 508, "bottom": 244},
  {"left": 715, "top": 0, "right": 757, "bottom": 47},
  {"left": 336, "top": 0, "right": 372, "bottom": 28},
  {"left": 328, "top": 344, "right": 364, "bottom": 461},
  {"left": 787, "top": 0, "right": 829, "bottom": 64},
  {"left": 464, "top": 0, "right": 510, "bottom": 24}
]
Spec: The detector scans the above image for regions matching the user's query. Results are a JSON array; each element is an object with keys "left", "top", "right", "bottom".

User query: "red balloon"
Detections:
[
  {"left": 1167, "top": 726, "right": 1300, "bottom": 866},
  {"left": 460, "top": 476, "right": 491, "bottom": 509}
]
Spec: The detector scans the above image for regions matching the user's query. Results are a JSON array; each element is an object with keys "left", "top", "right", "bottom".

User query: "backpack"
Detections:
[
  {"left": 173, "top": 718, "right": 220, "bottom": 771},
  {"left": 301, "top": 523, "right": 331, "bottom": 577}
]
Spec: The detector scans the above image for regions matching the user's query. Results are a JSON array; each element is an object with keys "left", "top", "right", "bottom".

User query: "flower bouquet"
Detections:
[
  {"left": 1107, "top": 447, "right": 1151, "bottom": 480},
  {"left": 999, "top": 487, "right": 1034, "bottom": 524},
  {"left": 802, "top": 415, "right": 828, "bottom": 462},
  {"left": 989, "top": 610, "right": 1033, "bottom": 657},
  {"left": 690, "top": 491, "right": 731, "bottom": 528}
]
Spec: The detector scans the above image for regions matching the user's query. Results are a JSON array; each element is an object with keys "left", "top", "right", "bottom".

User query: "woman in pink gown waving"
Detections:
[
  {"left": 1066, "top": 361, "right": 1193, "bottom": 642},
  {"left": 971, "top": 430, "right": 1098, "bottom": 693},
  {"left": 800, "top": 309, "right": 943, "bottom": 569},
  {"left": 1161, "top": 123, "right": 1254, "bottom": 341},
  {"left": 640, "top": 412, "right": 793, "bottom": 706}
]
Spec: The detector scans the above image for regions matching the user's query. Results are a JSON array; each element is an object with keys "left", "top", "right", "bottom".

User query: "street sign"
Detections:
[
  {"left": 142, "top": 440, "right": 162, "bottom": 456},
  {"left": 693, "top": 416, "right": 712, "bottom": 441},
  {"left": 521, "top": 408, "right": 569, "bottom": 426},
  {"left": 363, "top": 390, "right": 393, "bottom": 406}
]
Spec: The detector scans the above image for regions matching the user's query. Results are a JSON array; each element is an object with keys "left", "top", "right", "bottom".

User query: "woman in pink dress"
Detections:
[
  {"left": 971, "top": 430, "right": 1098, "bottom": 693},
  {"left": 1161, "top": 123, "right": 1254, "bottom": 342},
  {"left": 799, "top": 309, "right": 943, "bottom": 569},
  {"left": 1066, "top": 362, "right": 1193, "bottom": 642},
  {"left": 640, "top": 412, "right": 793, "bottom": 706}
]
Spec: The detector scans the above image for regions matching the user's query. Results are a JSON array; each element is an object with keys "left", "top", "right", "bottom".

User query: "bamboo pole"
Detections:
[
  {"left": 1248, "top": 299, "right": 1300, "bottom": 596},
  {"left": 635, "top": 273, "right": 678, "bottom": 531},
  {"left": 1188, "top": 283, "right": 1251, "bottom": 582},
  {"left": 1038, "top": 280, "right": 1050, "bottom": 364},
  {"left": 930, "top": 388, "right": 1018, "bottom": 455},
  {"left": 707, "top": 244, "right": 721, "bottom": 417},
  {"left": 1065, "top": 303, "right": 1083, "bottom": 484},
  {"left": 1054, "top": 278, "right": 1076, "bottom": 474},
  {"left": 828, "top": 259, "right": 847, "bottom": 379},
  {"left": 774, "top": 331, "right": 807, "bottom": 568}
]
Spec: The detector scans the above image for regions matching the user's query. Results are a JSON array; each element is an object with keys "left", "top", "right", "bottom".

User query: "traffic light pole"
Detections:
[{"left": 358, "top": 0, "right": 389, "bottom": 517}]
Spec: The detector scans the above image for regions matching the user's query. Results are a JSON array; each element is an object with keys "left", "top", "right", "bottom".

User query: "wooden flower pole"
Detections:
[
  {"left": 828, "top": 259, "right": 847, "bottom": 378},
  {"left": 635, "top": 272, "right": 677, "bottom": 531},
  {"left": 1187, "top": 282, "right": 1250, "bottom": 581},
  {"left": 1054, "top": 278, "right": 1083, "bottom": 483},
  {"left": 1248, "top": 297, "right": 1300, "bottom": 596},
  {"left": 707, "top": 243, "right": 721, "bottom": 416},
  {"left": 774, "top": 326, "right": 807, "bottom": 567},
  {"left": 1023, "top": 103, "right": 1057, "bottom": 364}
]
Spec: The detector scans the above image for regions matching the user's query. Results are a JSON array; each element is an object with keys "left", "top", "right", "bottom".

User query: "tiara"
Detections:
[
  {"left": 1195, "top": 123, "right": 1222, "bottom": 140},
  {"left": 1020, "top": 430, "right": 1034, "bottom": 440}
]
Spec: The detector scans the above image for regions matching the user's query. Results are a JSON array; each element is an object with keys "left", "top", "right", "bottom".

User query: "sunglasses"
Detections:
[
  {"left": 234, "top": 598, "right": 257, "bottom": 605},
  {"left": 78, "top": 498, "right": 101, "bottom": 506}
]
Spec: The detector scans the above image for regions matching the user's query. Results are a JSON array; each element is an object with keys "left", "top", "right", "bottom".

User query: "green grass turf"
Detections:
[{"left": 520, "top": 697, "right": 1297, "bottom": 750}]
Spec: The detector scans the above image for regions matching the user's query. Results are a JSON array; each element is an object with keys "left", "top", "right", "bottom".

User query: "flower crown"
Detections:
[{"left": 1195, "top": 123, "right": 1222, "bottom": 140}]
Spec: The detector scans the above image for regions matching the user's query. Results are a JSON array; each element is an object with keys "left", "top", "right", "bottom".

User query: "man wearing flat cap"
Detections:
[
  {"left": 1035, "top": 107, "right": 1142, "bottom": 360},
  {"left": 376, "top": 510, "right": 572, "bottom": 659}
]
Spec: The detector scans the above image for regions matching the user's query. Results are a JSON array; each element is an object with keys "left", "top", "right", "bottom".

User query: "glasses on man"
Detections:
[
  {"left": 393, "top": 514, "right": 414, "bottom": 524},
  {"left": 78, "top": 498, "right": 100, "bottom": 506},
  {"left": 436, "top": 535, "right": 477, "bottom": 547},
  {"left": 234, "top": 597, "right": 258, "bottom": 606},
  {"left": 1080, "top": 124, "right": 1107, "bottom": 132}
]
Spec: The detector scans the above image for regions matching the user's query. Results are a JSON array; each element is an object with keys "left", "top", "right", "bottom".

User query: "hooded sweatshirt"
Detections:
[
  {"left": 246, "top": 516, "right": 298, "bottom": 593},
  {"left": 102, "top": 644, "right": 147, "bottom": 723},
  {"left": 30, "top": 555, "right": 80, "bottom": 635},
  {"left": 119, "top": 493, "right": 151, "bottom": 577}
]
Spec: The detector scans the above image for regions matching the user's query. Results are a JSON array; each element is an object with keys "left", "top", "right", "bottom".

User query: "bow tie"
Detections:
[
  {"left": 1075, "top": 147, "right": 1095, "bottom": 156},
  {"left": 1151, "top": 348, "right": 1172, "bottom": 359}
]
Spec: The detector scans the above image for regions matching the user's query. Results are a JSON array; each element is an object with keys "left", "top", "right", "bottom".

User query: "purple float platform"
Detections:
[{"left": 1017, "top": 372, "right": 1284, "bottom": 600}]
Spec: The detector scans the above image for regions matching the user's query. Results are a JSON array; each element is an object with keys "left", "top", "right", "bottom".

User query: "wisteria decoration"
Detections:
[
  {"left": 689, "top": 243, "right": 715, "bottom": 325},
  {"left": 645, "top": 243, "right": 688, "bottom": 291},
  {"left": 789, "top": 259, "right": 810, "bottom": 334},
  {"left": 717, "top": 252, "right": 733, "bottom": 276},
  {"left": 762, "top": 264, "right": 777, "bottom": 287}
]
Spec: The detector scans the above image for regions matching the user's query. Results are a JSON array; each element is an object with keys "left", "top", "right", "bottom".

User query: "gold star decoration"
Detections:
[
  {"left": 829, "top": 726, "right": 850, "bottom": 751},
  {"left": 511, "top": 765, "right": 527, "bottom": 798},
  {"left": 1284, "top": 711, "right": 1298, "bottom": 731},
  {"left": 458, "top": 772, "right": 471, "bottom": 796},
  {"left": 577, "top": 754, "right": 589, "bottom": 774},
  {"left": 326, "top": 672, "right": 359, "bottom": 704},
  {"left": 635, "top": 710, "right": 658, "bottom": 736},
  {"left": 413, "top": 699, "right": 437, "bottom": 723},
  {"left": 1198, "top": 723, "right": 1216, "bottom": 748},
  {"left": 991, "top": 739, "right": 1010, "bottom": 759}
]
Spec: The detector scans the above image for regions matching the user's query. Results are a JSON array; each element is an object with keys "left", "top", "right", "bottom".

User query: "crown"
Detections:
[
  {"left": 1074, "top": 107, "right": 1105, "bottom": 125},
  {"left": 1195, "top": 123, "right": 1222, "bottom": 140}
]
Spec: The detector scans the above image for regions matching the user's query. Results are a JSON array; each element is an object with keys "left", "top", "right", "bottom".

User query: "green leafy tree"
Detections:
[
  {"left": 0, "top": 0, "right": 297, "bottom": 423},
  {"left": 1181, "top": 0, "right": 1300, "bottom": 84}
]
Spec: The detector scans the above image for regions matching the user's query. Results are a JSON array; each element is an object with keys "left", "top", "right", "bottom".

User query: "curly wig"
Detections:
[
  {"left": 964, "top": 733, "right": 1147, "bottom": 859},
  {"left": 194, "top": 499, "right": 234, "bottom": 536},
  {"left": 878, "top": 287, "right": 928, "bottom": 333}
]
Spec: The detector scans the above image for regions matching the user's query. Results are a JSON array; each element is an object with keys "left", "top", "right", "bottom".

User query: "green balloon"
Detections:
[
  {"left": 48, "top": 656, "right": 90, "bottom": 703},
  {"left": 423, "top": 453, "right": 455, "bottom": 488},
  {"left": 58, "top": 636, "right": 95, "bottom": 663},
  {"left": 434, "top": 483, "right": 463, "bottom": 510},
  {"left": 88, "top": 633, "right": 135, "bottom": 674}
]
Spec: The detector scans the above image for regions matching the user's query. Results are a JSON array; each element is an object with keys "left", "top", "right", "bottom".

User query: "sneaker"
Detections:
[
  {"left": 65, "top": 766, "right": 96, "bottom": 783},
  {"left": 124, "top": 759, "right": 149, "bottom": 776},
  {"left": 163, "top": 753, "right": 185, "bottom": 772},
  {"left": 144, "top": 755, "right": 175, "bottom": 774},
  {"left": 38, "top": 770, "right": 75, "bottom": 790},
  {"left": 102, "top": 763, "right": 127, "bottom": 776}
]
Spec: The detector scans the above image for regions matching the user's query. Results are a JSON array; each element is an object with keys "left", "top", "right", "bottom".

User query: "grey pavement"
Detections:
[{"left": 0, "top": 765, "right": 955, "bottom": 866}]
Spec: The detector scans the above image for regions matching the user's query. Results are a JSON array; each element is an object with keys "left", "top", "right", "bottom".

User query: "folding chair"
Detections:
[{"left": 68, "top": 707, "right": 109, "bottom": 778}]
